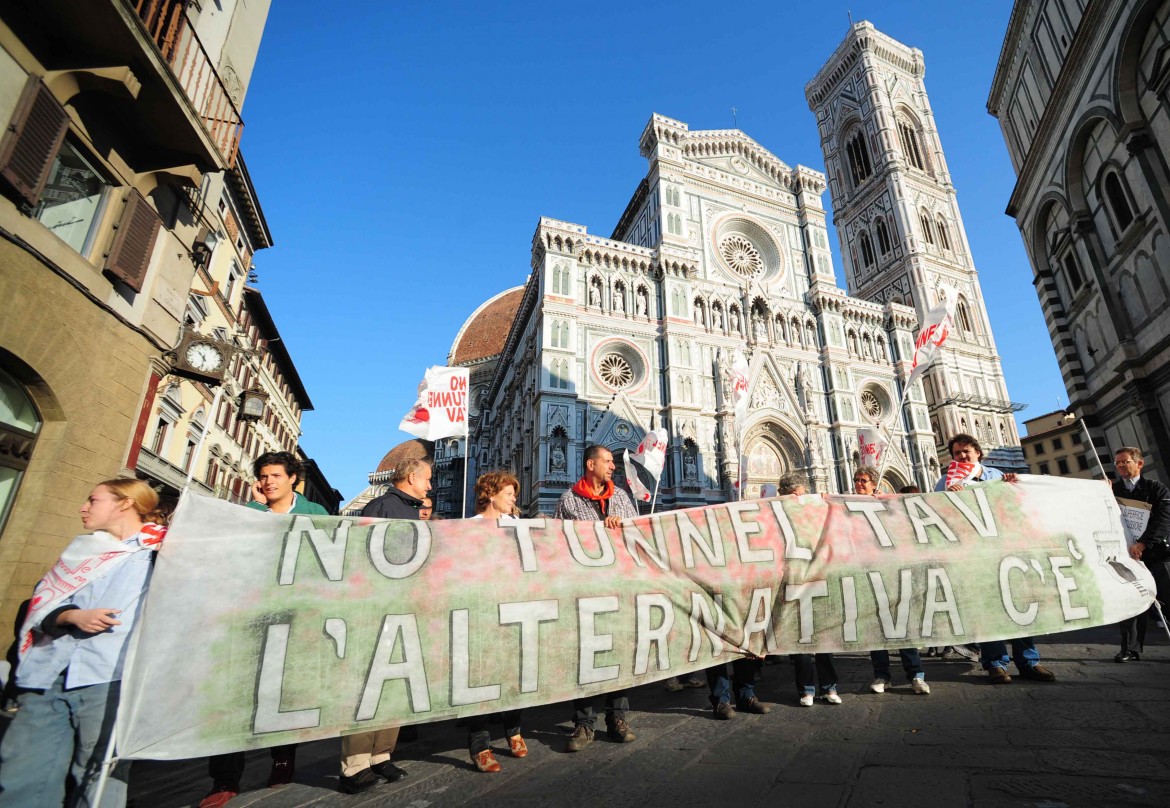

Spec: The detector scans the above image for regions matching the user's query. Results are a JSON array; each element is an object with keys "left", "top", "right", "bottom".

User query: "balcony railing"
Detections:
[{"left": 131, "top": 0, "right": 243, "bottom": 166}]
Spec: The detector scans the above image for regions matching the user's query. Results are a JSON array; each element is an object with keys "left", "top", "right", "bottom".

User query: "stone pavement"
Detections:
[{"left": 6, "top": 625, "right": 1167, "bottom": 808}]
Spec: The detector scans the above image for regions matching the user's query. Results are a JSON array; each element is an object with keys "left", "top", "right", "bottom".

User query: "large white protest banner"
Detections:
[{"left": 117, "top": 477, "right": 1153, "bottom": 761}]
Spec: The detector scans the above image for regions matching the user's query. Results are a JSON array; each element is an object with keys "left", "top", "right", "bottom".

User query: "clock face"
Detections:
[{"left": 185, "top": 342, "right": 225, "bottom": 373}]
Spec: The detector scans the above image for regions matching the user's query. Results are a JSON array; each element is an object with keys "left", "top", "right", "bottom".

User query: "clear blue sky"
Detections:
[{"left": 240, "top": 0, "right": 1063, "bottom": 500}]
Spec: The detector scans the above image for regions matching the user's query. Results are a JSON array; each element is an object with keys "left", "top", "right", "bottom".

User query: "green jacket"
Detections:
[{"left": 246, "top": 494, "right": 328, "bottom": 516}]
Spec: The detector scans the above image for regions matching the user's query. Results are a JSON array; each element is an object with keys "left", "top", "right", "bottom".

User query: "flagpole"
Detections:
[
  {"left": 1080, "top": 418, "right": 1109, "bottom": 479},
  {"left": 649, "top": 475, "right": 661, "bottom": 514},
  {"left": 873, "top": 384, "right": 910, "bottom": 491},
  {"left": 461, "top": 421, "right": 470, "bottom": 518}
]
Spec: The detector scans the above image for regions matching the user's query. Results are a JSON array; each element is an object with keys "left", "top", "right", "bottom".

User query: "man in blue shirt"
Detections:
[{"left": 935, "top": 434, "right": 1054, "bottom": 685}]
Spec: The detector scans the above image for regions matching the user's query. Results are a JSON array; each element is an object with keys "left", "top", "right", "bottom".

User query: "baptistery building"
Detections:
[{"left": 356, "top": 22, "right": 1026, "bottom": 518}]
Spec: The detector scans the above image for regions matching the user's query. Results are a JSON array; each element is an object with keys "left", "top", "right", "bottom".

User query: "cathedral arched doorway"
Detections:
[{"left": 741, "top": 421, "right": 805, "bottom": 499}]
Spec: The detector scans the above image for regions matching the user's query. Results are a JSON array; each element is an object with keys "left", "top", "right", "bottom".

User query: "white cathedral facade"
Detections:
[{"left": 431, "top": 22, "right": 1025, "bottom": 517}]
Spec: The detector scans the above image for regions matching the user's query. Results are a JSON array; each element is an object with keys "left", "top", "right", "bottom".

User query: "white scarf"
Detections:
[{"left": 19, "top": 524, "right": 165, "bottom": 660}]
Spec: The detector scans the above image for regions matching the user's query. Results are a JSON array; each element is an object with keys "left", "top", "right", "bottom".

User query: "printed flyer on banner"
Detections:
[{"left": 116, "top": 477, "right": 1153, "bottom": 761}]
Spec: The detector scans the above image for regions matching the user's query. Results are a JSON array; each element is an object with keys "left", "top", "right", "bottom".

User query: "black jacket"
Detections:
[
  {"left": 361, "top": 486, "right": 424, "bottom": 520},
  {"left": 1113, "top": 476, "right": 1170, "bottom": 552}
]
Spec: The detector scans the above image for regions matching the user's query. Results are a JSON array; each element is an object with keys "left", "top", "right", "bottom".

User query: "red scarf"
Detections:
[{"left": 572, "top": 477, "right": 614, "bottom": 516}]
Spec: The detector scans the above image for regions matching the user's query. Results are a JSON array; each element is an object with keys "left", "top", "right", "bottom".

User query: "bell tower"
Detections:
[{"left": 806, "top": 21, "right": 1022, "bottom": 464}]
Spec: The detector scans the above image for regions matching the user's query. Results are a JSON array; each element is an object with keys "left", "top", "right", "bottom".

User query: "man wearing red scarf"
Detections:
[{"left": 553, "top": 445, "right": 640, "bottom": 752}]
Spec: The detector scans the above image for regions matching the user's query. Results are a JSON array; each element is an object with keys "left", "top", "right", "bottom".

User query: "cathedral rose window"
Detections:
[
  {"left": 598, "top": 353, "right": 634, "bottom": 388},
  {"left": 858, "top": 383, "right": 892, "bottom": 422},
  {"left": 719, "top": 234, "right": 764, "bottom": 277}
]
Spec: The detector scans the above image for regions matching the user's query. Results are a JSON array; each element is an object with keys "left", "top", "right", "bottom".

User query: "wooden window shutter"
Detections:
[
  {"left": 0, "top": 76, "right": 70, "bottom": 206},
  {"left": 104, "top": 190, "right": 162, "bottom": 292}
]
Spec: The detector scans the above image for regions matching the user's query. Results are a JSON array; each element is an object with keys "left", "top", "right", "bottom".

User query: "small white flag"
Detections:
[
  {"left": 399, "top": 366, "right": 470, "bottom": 441},
  {"left": 622, "top": 428, "right": 668, "bottom": 503},
  {"left": 907, "top": 285, "right": 958, "bottom": 388}
]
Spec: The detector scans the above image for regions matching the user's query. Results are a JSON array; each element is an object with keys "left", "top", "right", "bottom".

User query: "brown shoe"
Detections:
[
  {"left": 713, "top": 701, "right": 735, "bottom": 720},
  {"left": 565, "top": 724, "right": 594, "bottom": 752},
  {"left": 737, "top": 696, "right": 771, "bottom": 714},
  {"left": 1019, "top": 664, "right": 1056, "bottom": 682},
  {"left": 508, "top": 734, "right": 528, "bottom": 758},
  {"left": 988, "top": 666, "right": 1012, "bottom": 685},
  {"left": 606, "top": 717, "right": 635, "bottom": 743},
  {"left": 472, "top": 749, "right": 501, "bottom": 773}
]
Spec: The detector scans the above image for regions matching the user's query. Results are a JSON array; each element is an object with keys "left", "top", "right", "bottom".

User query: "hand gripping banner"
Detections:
[{"left": 116, "top": 477, "right": 1153, "bottom": 760}]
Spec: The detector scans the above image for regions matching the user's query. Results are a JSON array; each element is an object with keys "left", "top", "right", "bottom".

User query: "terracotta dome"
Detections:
[
  {"left": 448, "top": 286, "right": 525, "bottom": 366},
  {"left": 375, "top": 438, "right": 434, "bottom": 474}
]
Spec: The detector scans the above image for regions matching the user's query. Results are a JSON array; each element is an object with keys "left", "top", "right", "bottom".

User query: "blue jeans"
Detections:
[
  {"left": 790, "top": 653, "right": 837, "bottom": 695},
  {"left": 980, "top": 637, "right": 1040, "bottom": 671},
  {"left": 0, "top": 674, "right": 128, "bottom": 807},
  {"left": 705, "top": 659, "right": 759, "bottom": 706},
  {"left": 870, "top": 648, "right": 923, "bottom": 681}
]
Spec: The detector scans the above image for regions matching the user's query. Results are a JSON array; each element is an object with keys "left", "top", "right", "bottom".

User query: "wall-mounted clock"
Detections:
[{"left": 172, "top": 331, "right": 233, "bottom": 384}]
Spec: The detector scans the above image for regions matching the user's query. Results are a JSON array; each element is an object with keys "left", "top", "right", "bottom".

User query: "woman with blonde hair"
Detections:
[
  {"left": 464, "top": 470, "right": 526, "bottom": 773},
  {"left": 0, "top": 479, "right": 165, "bottom": 807}
]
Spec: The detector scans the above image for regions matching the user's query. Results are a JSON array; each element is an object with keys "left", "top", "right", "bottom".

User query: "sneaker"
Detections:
[
  {"left": 988, "top": 666, "right": 1012, "bottom": 685},
  {"left": 507, "top": 734, "right": 528, "bottom": 758},
  {"left": 565, "top": 724, "right": 594, "bottom": 752},
  {"left": 713, "top": 701, "right": 735, "bottom": 720},
  {"left": 370, "top": 761, "right": 407, "bottom": 782},
  {"left": 684, "top": 676, "right": 707, "bottom": 688},
  {"left": 821, "top": 690, "right": 842, "bottom": 705},
  {"left": 663, "top": 676, "right": 685, "bottom": 692},
  {"left": 870, "top": 677, "right": 889, "bottom": 694},
  {"left": 472, "top": 749, "right": 501, "bottom": 773},
  {"left": 799, "top": 693, "right": 814, "bottom": 707},
  {"left": 198, "top": 786, "right": 239, "bottom": 808},
  {"left": 1019, "top": 664, "right": 1056, "bottom": 682},
  {"left": 911, "top": 677, "right": 930, "bottom": 695},
  {"left": 338, "top": 768, "right": 382, "bottom": 794},
  {"left": 736, "top": 696, "right": 770, "bottom": 714},
  {"left": 606, "top": 717, "right": 635, "bottom": 743}
]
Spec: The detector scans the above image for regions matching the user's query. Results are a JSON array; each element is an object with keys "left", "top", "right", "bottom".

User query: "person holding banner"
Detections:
[
  {"left": 328, "top": 462, "right": 433, "bottom": 793},
  {"left": 0, "top": 479, "right": 165, "bottom": 808},
  {"left": 934, "top": 435, "right": 1052, "bottom": 685},
  {"left": 465, "top": 470, "right": 528, "bottom": 772},
  {"left": 554, "top": 445, "right": 639, "bottom": 752},
  {"left": 200, "top": 452, "right": 323, "bottom": 807},
  {"left": 1111, "top": 447, "right": 1170, "bottom": 663},
  {"left": 851, "top": 470, "right": 930, "bottom": 696},
  {"left": 361, "top": 458, "right": 433, "bottom": 520}
]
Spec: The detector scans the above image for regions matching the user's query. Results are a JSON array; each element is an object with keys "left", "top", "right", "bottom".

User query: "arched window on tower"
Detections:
[
  {"left": 898, "top": 117, "right": 926, "bottom": 171},
  {"left": 919, "top": 210, "right": 935, "bottom": 246},
  {"left": 560, "top": 321, "right": 570, "bottom": 347},
  {"left": 859, "top": 231, "right": 875, "bottom": 268},
  {"left": 936, "top": 217, "right": 951, "bottom": 251},
  {"left": 1103, "top": 171, "right": 1135, "bottom": 233},
  {"left": 845, "top": 130, "right": 873, "bottom": 187},
  {"left": 876, "top": 219, "right": 891, "bottom": 255},
  {"left": 956, "top": 300, "right": 974, "bottom": 337}
]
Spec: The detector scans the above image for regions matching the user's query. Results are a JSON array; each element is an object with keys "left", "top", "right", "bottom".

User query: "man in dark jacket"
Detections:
[
  {"left": 361, "top": 458, "right": 432, "bottom": 519},
  {"left": 334, "top": 458, "right": 431, "bottom": 793},
  {"left": 1112, "top": 446, "right": 1170, "bottom": 662}
]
